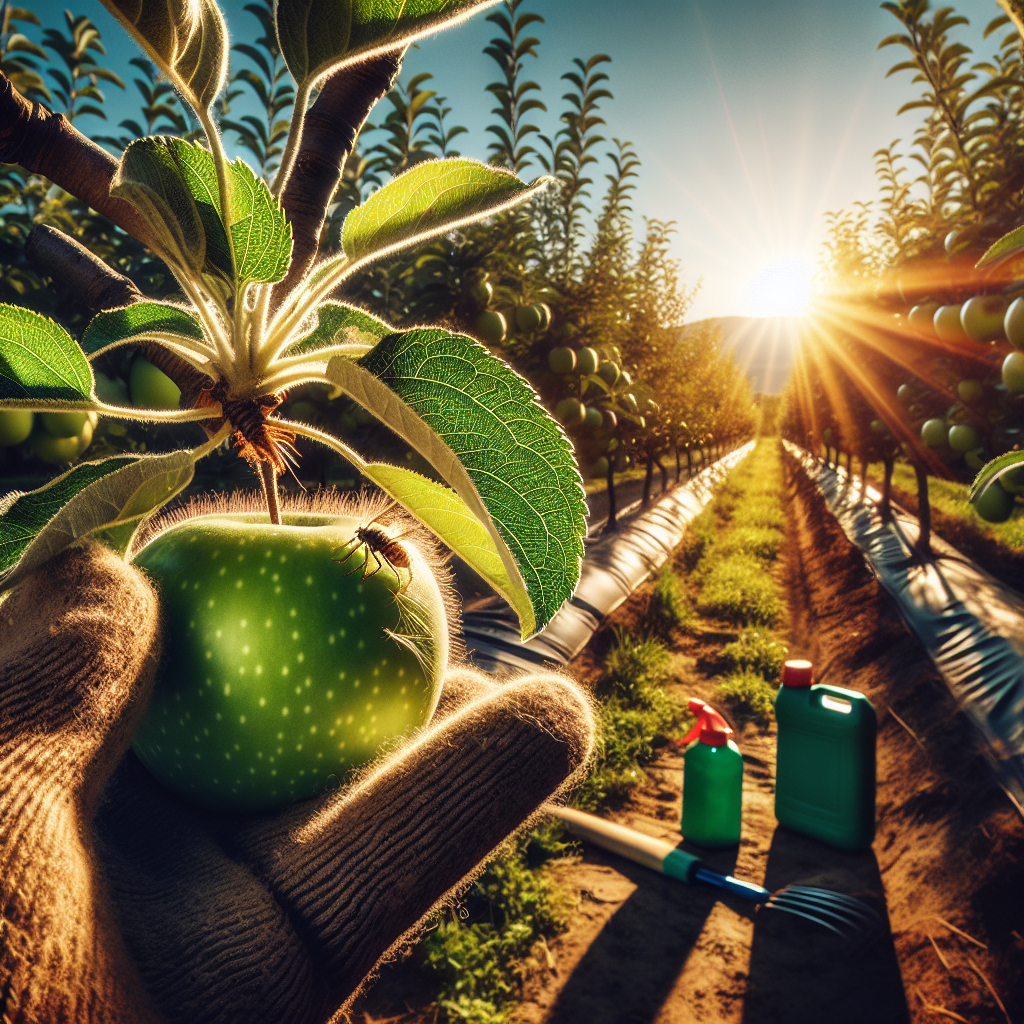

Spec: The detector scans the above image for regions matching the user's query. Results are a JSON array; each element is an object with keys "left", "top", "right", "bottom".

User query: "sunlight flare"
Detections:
[{"left": 746, "top": 258, "right": 814, "bottom": 317}]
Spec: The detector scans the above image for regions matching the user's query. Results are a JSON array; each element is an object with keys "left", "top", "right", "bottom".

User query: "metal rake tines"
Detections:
[{"left": 763, "top": 884, "right": 883, "bottom": 938}]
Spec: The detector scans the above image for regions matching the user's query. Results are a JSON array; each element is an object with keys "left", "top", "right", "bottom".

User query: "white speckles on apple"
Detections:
[
  {"left": 304, "top": 677, "right": 311, "bottom": 688},
  {"left": 291, "top": 630, "right": 299, "bottom": 640},
  {"left": 242, "top": 645, "right": 250, "bottom": 655},
  {"left": 297, "top": 652, "right": 305, "bottom": 663},
  {"left": 304, "top": 705, "right": 311, "bottom": 714},
  {"left": 180, "top": 581, "right": 188, "bottom": 591},
  {"left": 279, "top": 555, "right": 287, "bottom": 563},
  {"left": 281, "top": 706, "right": 289, "bottom": 716},
  {"left": 219, "top": 566, "right": 227, "bottom": 576},
  {"left": 223, "top": 684, "right": 231, "bottom": 696},
  {"left": 290, "top": 608, "right": 297, "bottom": 618},
  {"left": 259, "top": 697, "right": 266, "bottom": 707},
  {"left": 255, "top": 665, "right": 263, "bottom": 675},
  {"left": 358, "top": 604, "right": 365, "bottom": 614},
  {"left": 207, "top": 599, "right": 215, "bottom": 609},
  {"left": 353, "top": 679, "right": 360, "bottom": 688},
  {"left": 235, "top": 579, "right": 243, "bottom": 589},
  {"left": 331, "top": 592, "right": 337, "bottom": 600},
  {"left": 328, "top": 635, "right": 335, "bottom": 645},
  {"left": 326, "top": 690, "right": 334, "bottom": 699},
  {"left": 274, "top": 586, "right": 281, "bottom": 595},
  {"left": 238, "top": 666, "right": 245, "bottom": 675},
  {"left": 239, "top": 715, "right": 246, "bottom": 724},
  {"left": 272, "top": 572, "right": 279, "bottom": 582},
  {"left": 357, "top": 640, "right": 364, "bottom": 651},
  {"left": 372, "top": 685, "right": 379, "bottom": 694},
  {"left": 294, "top": 686, "right": 301, "bottom": 695},
  {"left": 265, "top": 619, "right": 272, "bottom": 629},
  {"left": 339, "top": 629, "right": 346, "bottom": 639},
  {"left": 259, "top": 566, "right": 266, "bottom": 575},
  {"left": 309, "top": 725, "right": 317, "bottom": 734},
  {"left": 282, "top": 666, "right": 289, "bottom": 676},
  {"left": 306, "top": 575, "right": 313, "bottom": 585}
]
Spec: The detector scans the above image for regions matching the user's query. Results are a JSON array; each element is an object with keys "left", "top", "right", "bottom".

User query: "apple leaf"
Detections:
[
  {"left": 276, "top": 0, "right": 500, "bottom": 91},
  {"left": 168, "top": 138, "right": 233, "bottom": 280},
  {"left": 341, "top": 159, "right": 550, "bottom": 265},
  {"left": 361, "top": 462, "right": 536, "bottom": 637},
  {"left": 0, "top": 446, "right": 206, "bottom": 592},
  {"left": 968, "top": 449, "right": 1024, "bottom": 499},
  {"left": 111, "top": 137, "right": 207, "bottom": 276},
  {"left": 97, "top": 0, "right": 228, "bottom": 115},
  {"left": 0, "top": 304, "right": 94, "bottom": 402},
  {"left": 82, "top": 301, "right": 208, "bottom": 356},
  {"left": 227, "top": 158, "right": 293, "bottom": 292},
  {"left": 287, "top": 302, "right": 393, "bottom": 356},
  {"left": 977, "top": 222, "right": 1024, "bottom": 268},
  {"left": 327, "top": 328, "right": 587, "bottom": 635}
]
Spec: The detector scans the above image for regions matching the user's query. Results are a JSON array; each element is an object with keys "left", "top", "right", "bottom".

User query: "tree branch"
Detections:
[
  {"left": 0, "top": 74, "right": 157, "bottom": 249},
  {"left": 273, "top": 51, "right": 406, "bottom": 307},
  {"left": 26, "top": 226, "right": 213, "bottom": 407}
]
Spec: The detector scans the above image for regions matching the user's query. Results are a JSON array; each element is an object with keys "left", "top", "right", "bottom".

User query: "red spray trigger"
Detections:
[{"left": 679, "top": 698, "right": 733, "bottom": 747}]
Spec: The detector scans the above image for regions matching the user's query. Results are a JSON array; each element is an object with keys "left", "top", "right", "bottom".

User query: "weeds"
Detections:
[
  {"left": 601, "top": 626, "right": 671, "bottom": 701},
  {"left": 713, "top": 669, "right": 778, "bottom": 730},
  {"left": 697, "top": 553, "right": 781, "bottom": 626},
  {"left": 720, "top": 630, "right": 789, "bottom": 678},
  {"left": 650, "top": 566, "right": 696, "bottom": 635},
  {"left": 718, "top": 525, "right": 783, "bottom": 560}
]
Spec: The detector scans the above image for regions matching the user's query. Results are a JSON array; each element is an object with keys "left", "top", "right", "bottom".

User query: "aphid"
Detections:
[{"left": 334, "top": 507, "right": 413, "bottom": 594}]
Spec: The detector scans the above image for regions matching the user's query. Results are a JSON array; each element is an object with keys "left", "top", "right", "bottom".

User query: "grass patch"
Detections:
[
  {"left": 649, "top": 566, "right": 696, "bottom": 635},
  {"left": 720, "top": 629, "right": 789, "bottom": 678},
  {"left": 420, "top": 824, "right": 574, "bottom": 1024},
  {"left": 697, "top": 553, "right": 781, "bottom": 626},
  {"left": 713, "top": 669, "right": 777, "bottom": 731},
  {"left": 717, "top": 525, "right": 783, "bottom": 560}
]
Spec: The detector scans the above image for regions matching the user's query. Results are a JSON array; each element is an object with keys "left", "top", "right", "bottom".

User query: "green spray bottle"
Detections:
[
  {"left": 774, "top": 660, "right": 876, "bottom": 851},
  {"left": 681, "top": 698, "right": 743, "bottom": 847}
]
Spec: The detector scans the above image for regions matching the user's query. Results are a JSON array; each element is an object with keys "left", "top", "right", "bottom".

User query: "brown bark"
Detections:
[
  {"left": 273, "top": 51, "right": 406, "bottom": 306},
  {"left": 26, "top": 226, "right": 213, "bottom": 407},
  {"left": 0, "top": 73, "right": 156, "bottom": 249},
  {"left": 914, "top": 461, "right": 932, "bottom": 556}
]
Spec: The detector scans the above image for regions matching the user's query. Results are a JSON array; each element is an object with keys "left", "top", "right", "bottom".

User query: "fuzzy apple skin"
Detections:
[{"left": 132, "top": 512, "right": 447, "bottom": 812}]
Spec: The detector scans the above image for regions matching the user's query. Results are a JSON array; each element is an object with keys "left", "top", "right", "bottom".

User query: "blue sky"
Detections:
[{"left": 32, "top": 0, "right": 1009, "bottom": 319}]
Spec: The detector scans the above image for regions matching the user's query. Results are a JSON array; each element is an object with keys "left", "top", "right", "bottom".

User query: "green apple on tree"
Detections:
[
  {"left": 908, "top": 301, "right": 940, "bottom": 336},
  {"left": 1003, "top": 351, "right": 1024, "bottom": 393},
  {"left": 934, "top": 304, "right": 968, "bottom": 343},
  {"left": 897, "top": 383, "right": 913, "bottom": 405},
  {"left": 1005, "top": 296, "right": 1024, "bottom": 350},
  {"left": 972, "top": 480, "right": 1015, "bottom": 522},
  {"left": 555, "top": 397, "right": 586, "bottom": 428},
  {"left": 474, "top": 310, "right": 507, "bottom": 346},
  {"left": 957, "top": 379, "right": 983, "bottom": 403},
  {"left": 514, "top": 304, "right": 544, "bottom": 333},
  {"left": 548, "top": 346, "right": 576, "bottom": 374},
  {"left": 948, "top": 423, "right": 981, "bottom": 453},
  {"left": 960, "top": 294, "right": 1008, "bottom": 343},
  {"left": 921, "top": 417, "right": 948, "bottom": 447},
  {"left": 575, "top": 347, "right": 599, "bottom": 376},
  {"left": 583, "top": 405, "right": 603, "bottom": 432},
  {"left": 130, "top": 356, "right": 182, "bottom": 409},
  {"left": 131, "top": 503, "right": 448, "bottom": 811},
  {"left": 0, "top": 409, "right": 34, "bottom": 446},
  {"left": 1000, "top": 465, "right": 1024, "bottom": 494}
]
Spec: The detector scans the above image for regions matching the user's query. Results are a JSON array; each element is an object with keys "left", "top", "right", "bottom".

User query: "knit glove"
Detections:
[{"left": 0, "top": 543, "right": 594, "bottom": 1024}]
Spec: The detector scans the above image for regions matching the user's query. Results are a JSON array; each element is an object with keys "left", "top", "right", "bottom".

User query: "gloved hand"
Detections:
[{"left": 0, "top": 543, "right": 594, "bottom": 1024}]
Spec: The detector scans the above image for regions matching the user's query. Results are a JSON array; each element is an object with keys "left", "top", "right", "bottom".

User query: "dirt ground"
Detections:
[{"left": 356, "top": 443, "right": 1024, "bottom": 1024}]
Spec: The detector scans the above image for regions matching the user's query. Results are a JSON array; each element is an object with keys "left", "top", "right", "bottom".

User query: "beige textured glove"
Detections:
[{"left": 0, "top": 543, "right": 594, "bottom": 1024}]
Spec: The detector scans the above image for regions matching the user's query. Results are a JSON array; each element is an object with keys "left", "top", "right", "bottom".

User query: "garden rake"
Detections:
[{"left": 546, "top": 805, "right": 883, "bottom": 940}]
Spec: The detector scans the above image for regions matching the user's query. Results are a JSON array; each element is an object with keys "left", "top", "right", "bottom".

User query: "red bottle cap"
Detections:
[
  {"left": 680, "top": 698, "right": 733, "bottom": 746},
  {"left": 781, "top": 659, "right": 813, "bottom": 687}
]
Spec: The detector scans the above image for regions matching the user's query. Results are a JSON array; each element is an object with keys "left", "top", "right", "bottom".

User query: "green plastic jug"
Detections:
[
  {"left": 681, "top": 698, "right": 743, "bottom": 847},
  {"left": 774, "top": 660, "right": 876, "bottom": 852}
]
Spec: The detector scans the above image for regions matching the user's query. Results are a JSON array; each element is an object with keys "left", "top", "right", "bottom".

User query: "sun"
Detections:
[{"left": 746, "top": 258, "right": 814, "bottom": 317}]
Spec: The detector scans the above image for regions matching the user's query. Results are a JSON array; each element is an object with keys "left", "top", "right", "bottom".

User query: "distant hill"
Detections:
[{"left": 682, "top": 315, "right": 799, "bottom": 395}]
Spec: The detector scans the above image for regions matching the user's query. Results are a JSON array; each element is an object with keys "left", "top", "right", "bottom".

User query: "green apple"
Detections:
[
  {"left": 130, "top": 357, "right": 181, "bottom": 409},
  {"left": 576, "top": 347, "right": 600, "bottom": 376},
  {"left": 1003, "top": 351, "right": 1024, "bottom": 394},
  {"left": 999, "top": 465, "right": 1024, "bottom": 495},
  {"left": 587, "top": 456, "right": 609, "bottom": 479},
  {"left": 822, "top": 427, "right": 833, "bottom": 442},
  {"left": 469, "top": 278, "right": 493, "bottom": 307},
  {"left": 287, "top": 401, "right": 318, "bottom": 422},
  {"left": 474, "top": 310, "right": 506, "bottom": 346},
  {"left": 536, "top": 303, "right": 553, "bottom": 330},
  {"left": 897, "top": 383, "right": 913, "bottom": 405},
  {"left": 933, "top": 304, "right": 968, "bottom": 344},
  {"left": 870, "top": 418, "right": 886, "bottom": 434},
  {"left": 548, "top": 346, "right": 577, "bottom": 374},
  {"left": 964, "top": 447, "right": 988, "bottom": 472},
  {"left": 972, "top": 480, "right": 1014, "bottom": 523},
  {"left": 921, "top": 418, "right": 948, "bottom": 447},
  {"left": 598, "top": 360, "right": 620, "bottom": 387},
  {"left": 948, "top": 423, "right": 981, "bottom": 453},
  {"left": 908, "top": 301, "right": 940, "bottom": 336},
  {"left": 131, "top": 511, "right": 448, "bottom": 812},
  {"left": 960, "top": 294, "right": 1008, "bottom": 343},
  {"left": 0, "top": 409, "right": 33, "bottom": 446},
  {"left": 555, "top": 397, "right": 586, "bottom": 428},
  {"left": 957, "top": 379, "right": 983, "bottom": 403},
  {"left": 41, "top": 410, "right": 89, "bottom": 438},
  {"left": 29, "top": 418, "right": 93, "bottom": 464},
  {"left": 515, "top": 304, "right": 544, "bottom": 333},
  {"left": 622, "top": 393, "right": 639, "bottom": 414},
  {"left": 583, "top": 405, "right": 603, "bottom": 431},
  {"left": 602, "top": 409, "right": 618, "bottom": 432},
  {"left": 1004, "top": 296, "right": 1024, "bottom": 350}
]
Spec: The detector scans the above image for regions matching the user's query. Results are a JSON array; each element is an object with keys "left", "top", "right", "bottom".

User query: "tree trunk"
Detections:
[
  {"left": 686, "top": 449, "right": 693, "bottom": 479},
  {"left": 880, "top": 457, "right": 895, "bottom": 522},
  {"left": 674, "top": 446, "right": 681, "bottom": 483},
  {"left": 914, "top": 461, "right": 932, "bottom": 556},
  {"left": 859, "top": 455, "right": 869, "bottom": 501},
  {"left": 605, "top": 458, "right": 618, "bottom": 532},
  {"left": 657, "top": 458, "right": 668, "bottom": 493},
  {"left": 641, "top": 452, "right": 654, "bottom": 508},
  {"left": 845, "top": 449, "right": 853, "bottom": 477}
]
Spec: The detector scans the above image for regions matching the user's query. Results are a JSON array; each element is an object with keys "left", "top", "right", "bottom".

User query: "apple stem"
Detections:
[{"left": 261, "top": 462, "right": 282, "bottom": 525}]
